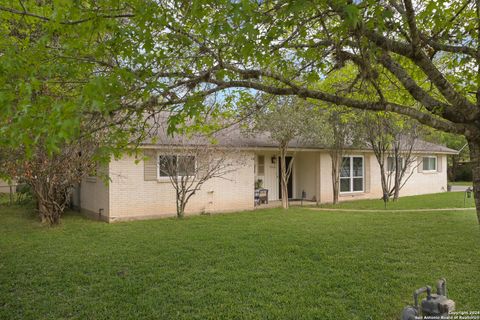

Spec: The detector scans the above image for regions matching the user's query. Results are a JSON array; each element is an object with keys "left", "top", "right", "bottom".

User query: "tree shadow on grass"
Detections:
[{"left": 0, "top": 201, "right": 90, "bottom": 227}]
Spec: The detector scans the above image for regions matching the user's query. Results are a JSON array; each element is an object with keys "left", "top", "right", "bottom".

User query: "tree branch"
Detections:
[
  {"left": 377, "top": 52, "right": 463, "bottom": 122},
  {"left": 0, "top": 5, "right": 134, "bottom": 25},
  {"left": 204, "top": 76, "right": 468, "bottom": 135},
  {"left": 363, "top": 29, "right": 479, "bottom": 119},
  {"left": 403, "top": 0, "right": 421, "bottom": 49}
]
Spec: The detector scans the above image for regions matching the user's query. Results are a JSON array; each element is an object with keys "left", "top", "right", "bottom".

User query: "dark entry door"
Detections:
[{"left": 278, "top": 156, "right": 293, "bottom": 199}]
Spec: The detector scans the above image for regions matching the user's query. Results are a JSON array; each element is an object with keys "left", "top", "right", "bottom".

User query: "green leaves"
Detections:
[
  {"left": 343, "top": 4, "right": 360, "bottom": 27},
  {"left": 0, "top": 0, "right": 477, "bottom": 169},
  {"left": 305, "top": 71, "right": 320, "bottom": 83},
  {"left": 0, "top": 0, "right": 147, "bottom": 160}
]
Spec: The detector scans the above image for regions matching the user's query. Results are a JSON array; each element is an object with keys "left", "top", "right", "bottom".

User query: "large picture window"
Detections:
[
  {"left": 158, "top": 155, "right": 196, "bottom": 178},
  {"left": 340, "top": 156, "right": 364, "bottom": 193},
  {"left": 422, "top": 156, "right": 437, "bottom": 171}
]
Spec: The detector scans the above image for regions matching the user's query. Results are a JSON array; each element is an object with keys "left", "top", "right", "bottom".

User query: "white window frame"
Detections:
[
  {"left": 157, "top": 153, "right": 197, "bottom": 180},
  {"left": 422, "top": 156, "right": 437, "bottom": 172},
  {"left": 340, "top": 155, "right": 364, "bottom": 194}
]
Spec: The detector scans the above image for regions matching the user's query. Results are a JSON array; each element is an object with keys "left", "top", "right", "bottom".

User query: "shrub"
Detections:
[{"left": 455, "top": 163, "right": 473, "bottom": 182}]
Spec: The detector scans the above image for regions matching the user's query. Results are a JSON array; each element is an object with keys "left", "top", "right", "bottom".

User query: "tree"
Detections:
[
  {"left": 0, "top": 2, "right": 156, "bottom": 224},
  {"left": 120, "top": 0, "right": 479, "bottom": 223},
  {"left": 0, "top": 2, "right": 143, "bottom": 154},
  {"left": 0, "top": 140, "right": 96, "bottom": 225},
  {"left": 153, "top": 128, "right": 240, "bottom": 218},
  {"left": 324, "top": 109, "right": 360, "bottom": 204},
  {"left": 248, "top": 95, "right": 317, "bottom": 209},
  {"left": 363, "top": 112, "right": 421, "bottom": 201},
  {"left": 304, "top": 105, "right": 361, "bottom": 205},
  {"left": 0, "top": 108, "right": 146, "bottom": 225},
  {"left": 3, "top": 1, "right": 480, "bottom": 223}
]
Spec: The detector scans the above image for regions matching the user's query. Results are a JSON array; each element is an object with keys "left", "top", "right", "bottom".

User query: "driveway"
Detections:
[{"left": 451, "top": 185, "right": 472, "bottom": 192}]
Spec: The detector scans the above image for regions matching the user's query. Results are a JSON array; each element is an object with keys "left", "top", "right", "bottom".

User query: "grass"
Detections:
[
  {"left": 449, "top": 181, "right": 473, "bottom": 187},
  {"left": 0, "top": 193, "right": 14, "bottom": 205},
  {"left": 0, "top": 192, "right": 31, "bottom": 206},
  {"left": 319, "top": 191, "right": 476, "bottom": 210},
  {"left": 0, "top": 201, "right": 479, "bottom": 319}
]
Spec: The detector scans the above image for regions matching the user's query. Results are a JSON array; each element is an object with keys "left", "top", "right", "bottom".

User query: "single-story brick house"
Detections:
[{"left": 73, "top": 126, "right": 457, "bottom": 222}]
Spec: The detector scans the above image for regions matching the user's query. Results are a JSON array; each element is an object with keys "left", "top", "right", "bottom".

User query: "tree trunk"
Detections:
[
  {"left": 332, "top": 180, "right": 339, "bottom": 205},
  {"left": 9, "top": 183, "right": 13, "bottom": 206},
  {"left": 176, "top": 192, "right": 185, "bottom": 218},
  {"left": 31, "top": 182, "right": 65, "bottom": 225},
  {"left": 281, "top": 180, "right": 289, "bottom": 209},
  {"left": 393, "top": 155, "right": 401, "bottom": 201},
  {"left": 37, "top": 197, "right": 61, "bottom": 225},
  {"left": 280, "top": 145, "right": 289, "bottom": 209},
  {"left": 331, "top": 151, "right": 340, "bottom": 205},
  {"left": 379, "top": 164, "right": 389, "bottom": 201},
  {"left": 468, "top": 139, "right": 480, "bottom": 224},
  {"left": 393, "top": 185, "right": 400, "bottom": 201}
]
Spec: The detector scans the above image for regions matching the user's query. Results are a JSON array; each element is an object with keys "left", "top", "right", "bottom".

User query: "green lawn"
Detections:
[
  {"left": 0, "top": 202, "right": 479, "bottom": 319},
  {"left": 0, "top": 193, "right": 13, "bottom": 205},
  {"left": 319, "top": 191, "right": 476, "bottom": 210},
  {"left": 0, "top": 192, "right": 31, "bottom": 206}
]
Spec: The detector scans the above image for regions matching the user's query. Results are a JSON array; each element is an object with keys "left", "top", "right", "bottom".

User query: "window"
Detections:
[
  {"left": 340, "top": 156, "right": 364, "bottom": 193},
  {"left": 257, "top": 155, "right": 265, "bottom": 176},
  {"left": 422, "top": 156, "right": 437, "bottom": 171},
  {"left": 178, "top": 156, "right": 196, "bottom": 176},
  {"left": 387, "top": 157, "right": 404, "bottom": 172},
  {"left": 158, "top": 155, "right": 196, "bottom": 178}
]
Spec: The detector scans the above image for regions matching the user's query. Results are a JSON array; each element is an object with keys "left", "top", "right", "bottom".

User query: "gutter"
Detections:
[{"left": 139, "top": 144, "right": 459, "bottom": 155}]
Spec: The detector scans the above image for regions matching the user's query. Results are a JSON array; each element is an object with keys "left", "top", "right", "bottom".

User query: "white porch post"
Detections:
[{"left": 316, "top": 152, "right": 321, "bottom": 205}]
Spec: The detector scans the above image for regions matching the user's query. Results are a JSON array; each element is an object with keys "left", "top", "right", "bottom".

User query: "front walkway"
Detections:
[
  {"left": 256, "top": 200, "right": 317, "bottom": 209},
  {"left": 309, "top": 207, "right": 475, "bottom": 212}
]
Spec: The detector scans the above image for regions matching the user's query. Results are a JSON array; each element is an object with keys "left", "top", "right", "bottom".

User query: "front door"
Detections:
[{"left": 278, "top": 156, "right": 293, "bottom": 199}]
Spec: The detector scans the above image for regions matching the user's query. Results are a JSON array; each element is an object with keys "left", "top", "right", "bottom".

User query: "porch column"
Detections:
[{"left": 316, "top": 152, "right": 321, "bottom": 204}]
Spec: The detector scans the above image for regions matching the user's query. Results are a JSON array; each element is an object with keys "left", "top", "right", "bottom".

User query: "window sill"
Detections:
[
  {"left": 339, "top": 191, "right": 366, "bottom": 197},
  {"left": 422, "top": 170, "right": 438, "bottom": 174},
  {"left": 157, "top": 176, "right": 195, "bottom": 183}
]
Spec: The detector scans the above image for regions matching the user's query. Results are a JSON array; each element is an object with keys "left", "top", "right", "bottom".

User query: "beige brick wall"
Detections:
[
  {"left": 294, "top": 152, "right": 318, "bottom": 201},
  {"left": 398, "top": 154, "right": 448, "bottom": 196},
  {"left": 108, "top": 151, "right": 255, "bottom": 221},
  {"left": 254, "top": 151, "right": 279, "bottom": 201},
  {"left": 319, "top": 152, "right": 448, "bottom": 203},
  {"left": 78, "top": 149, "right": 450, "bottom": 221},
  {"left": 79, "top": 166, "right": 109, "bottom": 220}
]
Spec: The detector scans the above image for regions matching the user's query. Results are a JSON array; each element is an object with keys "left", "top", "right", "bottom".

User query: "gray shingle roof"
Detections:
[
  {"left": 144, "top": 119, "right": 458, "bottom": 154},
  {"left": 406, "top": 139, "right": 459, "bottom": 154}
]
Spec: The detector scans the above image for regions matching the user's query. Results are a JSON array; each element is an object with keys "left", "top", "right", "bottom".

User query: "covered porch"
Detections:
[
  {"left": 253, "top": 150, "right": 320, "bottom": 204},
  {"left": 255, "top": 199, "right": 318, "bottom": 209}
]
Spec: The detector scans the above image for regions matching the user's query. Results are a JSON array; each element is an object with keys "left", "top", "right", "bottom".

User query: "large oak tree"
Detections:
[{"left": 2, "top": 1, "right": 480, "bottom": 223}]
